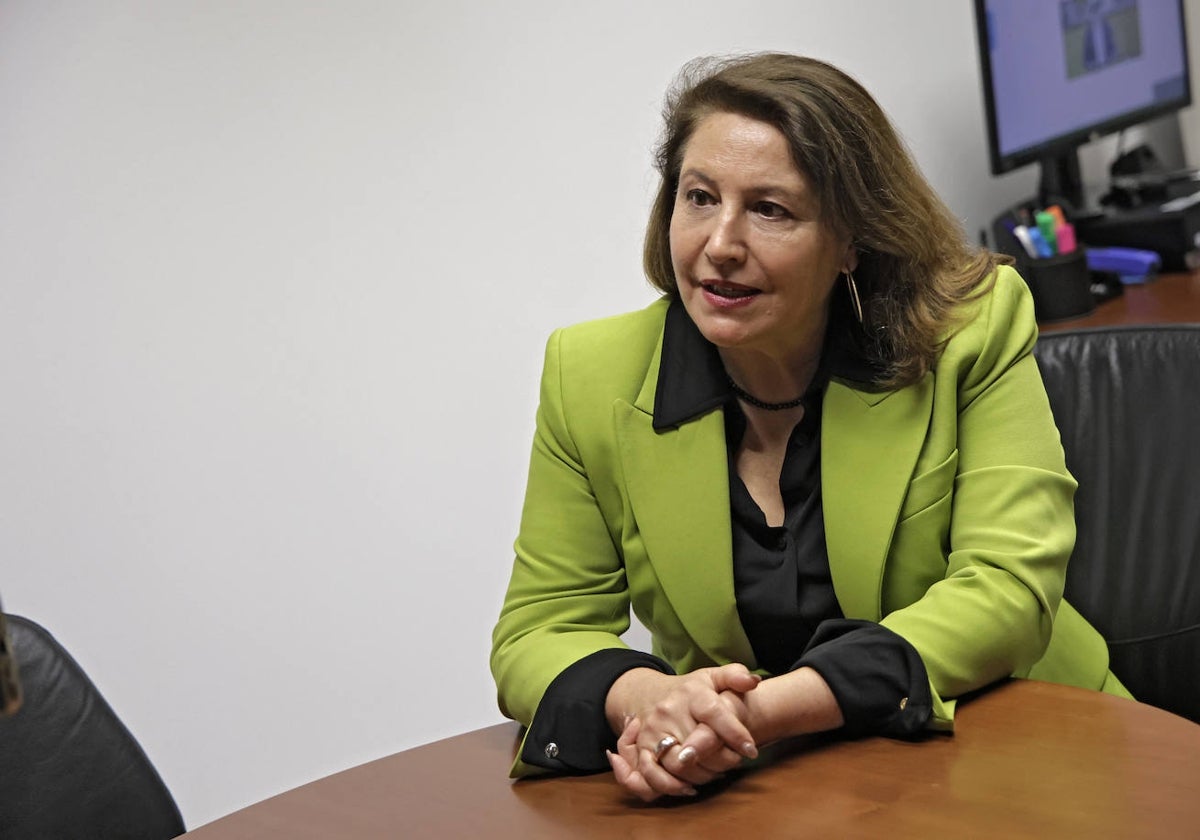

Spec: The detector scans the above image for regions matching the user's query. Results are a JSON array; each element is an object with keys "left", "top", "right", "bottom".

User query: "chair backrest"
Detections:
[
  {"left": 1034, "top": 325, "right": 1200, "bottom": 723},
  {"left": 0, "top": 615, "right": 185, "bottom": 840}
]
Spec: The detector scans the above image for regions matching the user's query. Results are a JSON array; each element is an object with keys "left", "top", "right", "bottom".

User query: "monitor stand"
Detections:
[{"left": 1037, "top": 150, "right": 1086, "bottom": 213}]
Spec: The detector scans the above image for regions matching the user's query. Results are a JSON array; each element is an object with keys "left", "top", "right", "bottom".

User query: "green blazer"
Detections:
[{"left": 492, "top": 267, "right": 1128, "bottom": 777}]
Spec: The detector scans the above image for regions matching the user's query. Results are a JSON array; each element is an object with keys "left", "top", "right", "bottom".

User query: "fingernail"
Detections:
[
  {"left": 622, "top": 713, "right": 634, "bottom": 727},
  {"left": 742, "top": 741, "right": 758, "bottom": 759},
  {"left": 681, "top": 786, "right": 698, "bottom": 797},
  {"left": 677, "top": 746, "right": 696, "bottom": 764}
]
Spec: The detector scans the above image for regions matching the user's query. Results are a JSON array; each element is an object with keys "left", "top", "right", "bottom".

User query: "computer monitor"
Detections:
[{"left": 975, "top": 0, "right": 1192, "bottom": 209}]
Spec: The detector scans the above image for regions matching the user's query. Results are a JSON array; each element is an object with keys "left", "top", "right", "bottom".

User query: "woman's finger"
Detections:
[
  {"left": 607, "top": 750, "right": 660, "bottom": 802},
  {"left": 695, "top": 744, "right": 747, "bottom": 773},
  {"left": 685, "top": 691, "right": 758, "bottom": 759},
  {"left": 710, "top": 662, "right": 763, "bottom": 694},
  {"left": 616, "top": 716, "right": 643, "bottom": 769},
  {"left": 674, "top": 723, "right": 746, "bottom": 773},
  {"left": 635, "top": 746, "right": 698, "bottom": 798},
  {"left": 658, "top": 751, "right": 722, "bottom": 787}
]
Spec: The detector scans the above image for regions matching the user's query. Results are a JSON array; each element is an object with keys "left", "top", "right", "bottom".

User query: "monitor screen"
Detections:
[{"left": 976, "top": 0, "right": 1191, "bottom": 177}]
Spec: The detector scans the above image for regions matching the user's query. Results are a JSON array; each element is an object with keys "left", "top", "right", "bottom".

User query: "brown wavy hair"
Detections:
[{"left": 643, "top": 53, "right": 1006, "bottom": 388}]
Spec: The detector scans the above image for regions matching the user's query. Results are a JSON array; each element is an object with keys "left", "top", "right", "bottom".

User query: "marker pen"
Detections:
[
  {"left": 1012, "top": 225, "right": 1040, "bottom": 259},
  {"left": 1056, "top": 222, "right": 1077, "bottom": 254},
  {"left": 1026, "top": 227, "right": 1054, "bottom": 258},
  {"left": 1035, "top": 211, "right": 1058, "bottom": 255}
]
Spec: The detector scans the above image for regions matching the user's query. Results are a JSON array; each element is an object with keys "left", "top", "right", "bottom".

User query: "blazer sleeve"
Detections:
[
  {"left": 490, "top": 328, "right": 635, "bottom": 775},
  {"left": 879, "top": 267, "right": 1079, "bottom": 727}
]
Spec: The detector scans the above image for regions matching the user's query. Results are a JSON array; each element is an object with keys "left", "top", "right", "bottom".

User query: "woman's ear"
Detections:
[{"left": 841, "top": 243, "right": 859, "bottom": 275}]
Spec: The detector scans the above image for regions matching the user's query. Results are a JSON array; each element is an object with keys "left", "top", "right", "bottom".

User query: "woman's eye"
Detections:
[
  {"left": 754, "top": 201, "right": 788, "bottom": 218},
  {"left": 685, "top": 188, "right": 714, "bottom": 206}
]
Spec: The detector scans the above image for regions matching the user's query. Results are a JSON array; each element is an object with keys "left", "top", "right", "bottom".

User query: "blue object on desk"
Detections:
[
  {"left": 1027, "top": 227, "right": 1054, "bottom": 258},
  {"left": 1085, "top": 247, "right": 1161, "bottom": 282}
]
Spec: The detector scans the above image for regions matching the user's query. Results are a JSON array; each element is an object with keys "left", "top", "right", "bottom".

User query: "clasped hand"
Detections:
[{"left": 605, "top": 663, "right": 762, "bottom": 801}]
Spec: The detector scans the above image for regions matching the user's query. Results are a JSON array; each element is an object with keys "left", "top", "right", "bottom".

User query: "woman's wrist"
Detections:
[
  {"left": 744, "top": 666, "right": 845, "bottom": 745},
  {"left": 604, "top": 667, "right": 672, "bottom": 735}
]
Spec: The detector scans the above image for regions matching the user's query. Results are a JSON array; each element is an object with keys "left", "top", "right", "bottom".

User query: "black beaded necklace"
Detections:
[{"left": 726, "top": 375, "right": 806, "bottom": 411}]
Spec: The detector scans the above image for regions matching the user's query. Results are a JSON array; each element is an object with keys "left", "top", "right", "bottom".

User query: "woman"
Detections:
[{"left": 491, "top": 53, "right": 1129, "bottom": 802}]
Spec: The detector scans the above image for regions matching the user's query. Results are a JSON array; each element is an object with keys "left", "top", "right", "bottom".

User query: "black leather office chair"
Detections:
[
  {"left": 0, "top": 614, "right": 186, "bottom": 840},
  {"left": 1034, "top": 324, "right": 1200, "bottom": 723}
]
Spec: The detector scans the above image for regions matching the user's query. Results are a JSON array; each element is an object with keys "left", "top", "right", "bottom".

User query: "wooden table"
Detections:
[
  {"left": 182, "top": 680, "right": 1200, "bottom": 839},
  {"left": 1040, "top": 269, "right": 1200, "bottom": 331}
]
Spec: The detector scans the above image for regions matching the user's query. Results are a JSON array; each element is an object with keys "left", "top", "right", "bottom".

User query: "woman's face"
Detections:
[{"left": 669, "top": 111, "right": 856, "bottom": 367}]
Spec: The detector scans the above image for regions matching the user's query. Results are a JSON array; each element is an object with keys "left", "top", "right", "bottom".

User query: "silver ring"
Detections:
[{"left": 653, "top": 735, "right": 679, "bottom": 760}]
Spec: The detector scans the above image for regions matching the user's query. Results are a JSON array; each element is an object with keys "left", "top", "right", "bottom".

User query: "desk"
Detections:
[
  {"left": 1040, "top": 268, "right": 1200, "bottom": 331},
  {"left": 183, "top": 680, "right": 1200, "bottom": 839}
]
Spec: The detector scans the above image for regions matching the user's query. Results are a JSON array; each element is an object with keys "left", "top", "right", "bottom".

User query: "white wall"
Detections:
[{"left": 0, "top": 0, "right": 1181, "bottom": 829}]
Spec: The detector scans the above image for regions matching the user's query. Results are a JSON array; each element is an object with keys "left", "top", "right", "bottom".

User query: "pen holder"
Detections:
[{"left": 1020, "top": 250, "right": 1094, "bottom": 322}]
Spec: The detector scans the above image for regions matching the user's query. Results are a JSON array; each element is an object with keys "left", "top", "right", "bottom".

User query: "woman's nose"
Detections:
[{"left": 704, "top": 209, "right": 747, "bottom": 266}]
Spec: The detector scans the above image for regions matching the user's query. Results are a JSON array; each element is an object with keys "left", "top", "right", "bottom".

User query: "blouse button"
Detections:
[
  {"left": 899, "top": 697, "right": 908, "bottom": 710},
  {"left": 545, "top": 742, "right": 560, "bottom": 760}
]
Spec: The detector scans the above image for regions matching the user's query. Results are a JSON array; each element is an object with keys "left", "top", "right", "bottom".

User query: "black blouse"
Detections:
[{"left": 519, "top": 300, "right": 931, "bottom": 773}]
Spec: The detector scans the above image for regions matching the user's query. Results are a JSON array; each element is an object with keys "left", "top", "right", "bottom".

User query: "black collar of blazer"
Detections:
[{"left": 653, "top": 296, "right": 885, "bottom": 431}]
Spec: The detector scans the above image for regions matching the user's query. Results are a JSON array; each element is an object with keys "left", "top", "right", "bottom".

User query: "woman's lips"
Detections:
[{"left": 700, "top": 281, "right": 760, "bottom": 308}]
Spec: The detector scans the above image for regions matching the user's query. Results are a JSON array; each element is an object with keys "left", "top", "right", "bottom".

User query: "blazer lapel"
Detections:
[
  {"left": 613, "top": 346, "right": 755, "bottom": 666},
  {"left": 821, "top": 377, "right": 933, "bottom": 621}
]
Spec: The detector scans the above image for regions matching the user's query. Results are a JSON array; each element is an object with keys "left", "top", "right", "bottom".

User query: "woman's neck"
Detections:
[{"left": 718, "top": 330, "right": 826, "bottom": 407}]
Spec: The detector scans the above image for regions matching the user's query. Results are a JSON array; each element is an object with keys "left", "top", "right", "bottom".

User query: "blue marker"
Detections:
[
  {"left": 1011, "top": 225, "right": 1039, "bottom": 259},
  {"left": 1026, "top": 227, "right": 1054, "bottom": 258}
]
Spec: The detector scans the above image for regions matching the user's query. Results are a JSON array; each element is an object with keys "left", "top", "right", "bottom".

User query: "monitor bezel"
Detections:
[{"left": 974, "top": 0, "right": 1193, "bottom": 177}]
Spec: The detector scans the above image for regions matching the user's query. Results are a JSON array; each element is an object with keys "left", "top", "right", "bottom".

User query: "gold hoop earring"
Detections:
[{"left": 844, "top": 271, "right": 863, "bottom": 324}]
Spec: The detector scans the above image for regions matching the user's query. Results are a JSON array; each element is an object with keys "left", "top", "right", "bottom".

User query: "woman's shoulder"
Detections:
[
  {"left": 935, "top": 263, "right": 1038, "bottom": 389},
  {"left": 984, "top": 263, "right": 1033, "bottom": 314},
  {"left": 554, "top": 297, "right": 671, "bottom": 346},
  {"left": 943, "top": 264, "right": 1035, "bottom": 351},
  {"left": 541, "top": 297, "right": 671, "bottom": 406},
  {"left": 550, "top": 298, "right": 670, "bottom": 371}
]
